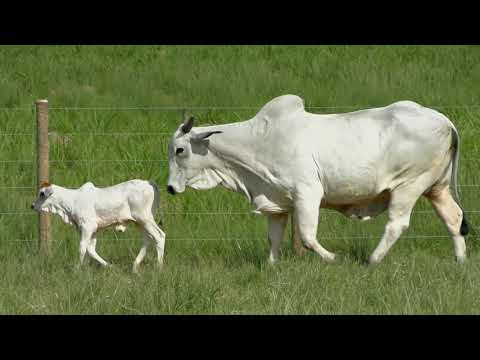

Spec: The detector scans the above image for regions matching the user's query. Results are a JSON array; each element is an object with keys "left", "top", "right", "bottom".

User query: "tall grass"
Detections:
[{"left": 0, "top": 45, "right": 479, "bottom": 314}]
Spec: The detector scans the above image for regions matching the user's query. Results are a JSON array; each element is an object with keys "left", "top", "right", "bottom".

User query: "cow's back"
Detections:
[
  {"left": 304, "top": 101, "right": 455, "bottom": 201},
  {"left": 248, "top": 99, "right": 455, "bottom": 202}
]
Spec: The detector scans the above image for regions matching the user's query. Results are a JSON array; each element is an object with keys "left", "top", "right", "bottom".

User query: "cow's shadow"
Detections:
[{"left": 342, "top": 243, "right": 372, "bottom": 266}]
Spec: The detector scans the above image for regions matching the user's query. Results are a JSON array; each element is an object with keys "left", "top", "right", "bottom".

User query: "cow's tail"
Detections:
[
  {"left": 149, "top": 180, "right": 163, "bottom": 227},
  {"left": 450, "top": 127, "right": 470, "bottom": 236}
]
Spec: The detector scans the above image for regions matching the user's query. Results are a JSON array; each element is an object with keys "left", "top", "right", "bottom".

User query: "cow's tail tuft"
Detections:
[{"left": 461, "top": 213, "right": 470, "bottom": 236}]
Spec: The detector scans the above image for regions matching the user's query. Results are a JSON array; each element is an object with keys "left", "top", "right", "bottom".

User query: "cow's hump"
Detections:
[
  {"left": 79, "top": 181, "right": 95, "bottom": 191},
  {"left": 256, "top": 94, "right": 305, "bottom": 121}
]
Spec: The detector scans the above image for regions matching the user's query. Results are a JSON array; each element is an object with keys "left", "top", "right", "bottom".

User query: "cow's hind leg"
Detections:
[
  {"left": 369, "top": 182, "right": 428, "bottom": 265},
  {"left": 267, "top": 213, "right": 288, "bottom": 263},
  {"left": 425, "top": 186, "right": 466, "bottom": 263},
  {"left": 291, "top": 212, "right": 307, "bottom": 256}
]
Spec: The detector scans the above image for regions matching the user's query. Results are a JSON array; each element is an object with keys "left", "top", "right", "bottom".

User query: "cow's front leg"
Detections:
[
  {"left": 267, "top": 213, "right": 288, "bottom": 264},
  {"left": 78, "top": 225, "right": 96, "bottom": 267},
  {"left": 294, "top": 187, "right": 336, "bottom": 263}
]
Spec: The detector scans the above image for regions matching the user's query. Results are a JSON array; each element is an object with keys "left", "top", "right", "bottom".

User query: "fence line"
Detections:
[
  {"left": 1, "top": 235, "right": 454, "bottom": 243},
  {"left": 1, "top": 184, "right": 480, "bottom": 191},
  {"left": 2, "top": 128, "right": 480, "bottom": 137},
  {"left": 3, "top": 104, "right": 480, "bottom": 111},
  {"left": 1, "top": 102, "right": 478, "bottom": 252},
  {"left": 59, "top": 132, "right": 173, "bottom": 136},
  {"left": 0, "top": 132, "right": 174, "bottom": 136},
  {"left": 0, "top": 133, "right": 35, "bottom": 136},
  {"left": 42, "top": 105, "right": 480, "bottom": 110},
  {"left": 2, "top": 158, "right": 480, "bottom": 164},
  {"left": 2, "top": 210, "right": 480, "bottom": 216},
  {"left": 0, "top": 186, "right": 35, "bottom": 190}
]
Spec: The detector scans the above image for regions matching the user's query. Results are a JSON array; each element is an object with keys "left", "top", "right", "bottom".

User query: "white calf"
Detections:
[{"left": 31, "top": 179, "right": 165, "bottom": 273}]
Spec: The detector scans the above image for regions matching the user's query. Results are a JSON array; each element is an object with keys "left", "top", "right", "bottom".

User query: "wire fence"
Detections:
[
  {"left": 0, "top": 104, "right": 478, "bottom": 247},
  {"left": 5, "top": 104, "right": 480, "bottom": 110},
  {"left": 1, "top": 235, "right": 457, "bottom": 243}
]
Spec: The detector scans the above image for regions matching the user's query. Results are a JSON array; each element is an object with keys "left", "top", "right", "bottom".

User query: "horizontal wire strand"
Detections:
[
  {"left": 1, "top": 235, "right": 454, "bottom": 243},
  {"left": 2, "top": 209, "right": 480, "bottom": 215}
]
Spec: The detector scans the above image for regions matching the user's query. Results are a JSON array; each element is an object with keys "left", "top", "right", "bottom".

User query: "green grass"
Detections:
[{"left": 0, "top": 45, "right": 480, "bottom": 314}]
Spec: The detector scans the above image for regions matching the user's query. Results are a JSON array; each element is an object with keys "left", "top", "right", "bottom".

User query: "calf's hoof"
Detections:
[{"left": 322, "top": 253, "right": 337, "bottom": 264}]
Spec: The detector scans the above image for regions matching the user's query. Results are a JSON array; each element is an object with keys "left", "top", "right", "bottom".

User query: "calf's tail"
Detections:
[{"left": 149, "top": 180, "right": 163, "bottom": 227}]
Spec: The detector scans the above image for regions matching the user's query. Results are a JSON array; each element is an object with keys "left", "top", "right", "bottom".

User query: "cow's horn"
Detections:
[{"left": 181, "top": 116, "right": 195, "bottom": 134}]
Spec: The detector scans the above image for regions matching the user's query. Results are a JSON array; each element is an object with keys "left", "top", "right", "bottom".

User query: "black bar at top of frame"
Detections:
[
  {"left": 3, "top": 29, "right": 480, "bottom": 45},
  {"left": 2, "top": 7, "right": 480, "bottom": 45}
]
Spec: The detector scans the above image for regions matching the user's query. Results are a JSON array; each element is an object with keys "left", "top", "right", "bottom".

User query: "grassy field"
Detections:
[{"left": 1, "top": 45, "right": 480, "bottom": 314}]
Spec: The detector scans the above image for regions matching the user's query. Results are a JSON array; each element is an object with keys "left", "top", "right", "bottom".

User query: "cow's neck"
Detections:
[{"left": 196, "top": 122, "right": 281, "bottom": 202}]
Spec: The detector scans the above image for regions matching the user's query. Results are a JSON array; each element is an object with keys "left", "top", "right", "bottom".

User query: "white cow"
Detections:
[
  {"left": 31, "top": 179, "right": 165, "bottom": 273},
  {"left": 167, "top": 95, "right": 469, "bottom": 264}
]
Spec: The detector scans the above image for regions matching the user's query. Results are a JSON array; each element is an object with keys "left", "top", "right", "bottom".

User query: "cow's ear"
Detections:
[
  {"left": 181, "top": 116, "right": 195, "bottom": 134},
  {"left": 191, "top": 131, "right": 223, "bottom": 142}
]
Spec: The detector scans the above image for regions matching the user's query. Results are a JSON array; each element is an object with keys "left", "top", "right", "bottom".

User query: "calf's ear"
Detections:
[
  {"left": 40, "top": 181, "right": 51, "bottom": 188},
  {"left": 191, "top": 131, "right": 223, "bottom": 142}
]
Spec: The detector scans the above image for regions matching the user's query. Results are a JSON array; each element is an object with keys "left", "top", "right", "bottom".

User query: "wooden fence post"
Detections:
[{"left": 36, "top": 99, "right": 51, "bottom": 255}]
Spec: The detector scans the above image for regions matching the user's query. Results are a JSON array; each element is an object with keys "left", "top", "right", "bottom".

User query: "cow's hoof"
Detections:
[
  {"left": 324, "top": 254, "right": 337, "bottom": 263},
  {"left": 132, "top": 264, "right": 141, "bottom": 274},
  {"left": 456, "top": 256, "right": 466, "bottom": 264}
]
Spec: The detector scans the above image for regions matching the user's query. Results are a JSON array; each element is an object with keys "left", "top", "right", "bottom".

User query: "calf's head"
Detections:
[
  {"left": 31, "top": 182, "right": 55, "bottom": 212},
  {"left": 167, "top": 116, "right": 223, "bottom": 194}
]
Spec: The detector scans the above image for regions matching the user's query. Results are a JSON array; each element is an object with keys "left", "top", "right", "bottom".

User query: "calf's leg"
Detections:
[
  {"left": 87, "top": 235, "right": 110, "bottom": 267},
  {"left": 142, "top": 218, "right": 166, "bottom": 270},
  {"left": 133, "top": 235, "right": 150, "bottom": 274}
]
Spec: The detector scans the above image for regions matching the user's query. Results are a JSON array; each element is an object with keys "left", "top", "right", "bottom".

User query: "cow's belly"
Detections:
[
  {"left": 322, "top": 190, "right": 390, "bottom": 220},
  {"left": 322, "top": 178, "right": 379, "bottom": 204}
]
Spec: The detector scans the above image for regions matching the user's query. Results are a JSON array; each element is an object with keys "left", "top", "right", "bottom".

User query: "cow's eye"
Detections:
[
  {"left": 39, "top": 191, "right": 45, "bottom": 198},
  {"left": 176, "top": 148, "right": 184, "bottom": 155}
]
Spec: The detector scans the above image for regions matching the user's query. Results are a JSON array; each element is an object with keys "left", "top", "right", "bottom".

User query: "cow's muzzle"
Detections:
[{"left": 167, "top": 185, "right": 176, "bottom": 195}]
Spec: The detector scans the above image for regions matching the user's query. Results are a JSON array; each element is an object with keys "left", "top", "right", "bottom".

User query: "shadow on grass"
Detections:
[{"left": 337, "top": 239, "right": 373, "bottom": 267}]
